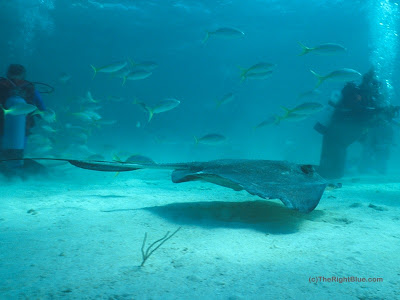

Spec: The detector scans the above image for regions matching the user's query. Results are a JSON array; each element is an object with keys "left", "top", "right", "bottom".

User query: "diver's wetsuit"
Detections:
[
  {"left": 0, "top": 77, "right": 46, "bottom": 164},
  {"left": 0, "top": 77, "right": 45, "bottom": 142},
  {"left": 317, "top": 81, "right": 395, "bottom": 179}
]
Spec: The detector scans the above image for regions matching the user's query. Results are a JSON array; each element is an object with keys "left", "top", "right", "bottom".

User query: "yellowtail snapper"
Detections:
[
  {"left": 203, "top": 27, "right": 244, "bottom": 43},
  {"left": 298, "top": 42, "right": 346, "bottom": 56},
  {"left": 310, "top": 68, "right": 361, "bottom": 88}
]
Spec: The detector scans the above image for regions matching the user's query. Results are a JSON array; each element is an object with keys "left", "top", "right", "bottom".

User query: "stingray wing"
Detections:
[{"left": 171, "top": 159, "right": 326, "bottom": 213}]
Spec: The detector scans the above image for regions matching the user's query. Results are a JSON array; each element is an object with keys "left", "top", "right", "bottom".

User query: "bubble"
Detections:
[
  {"left": 369, "top": 0, "right": 399, "bottom": 103},
  {"left": 12, "top": 0, "right": 55, "bottom": 55}
]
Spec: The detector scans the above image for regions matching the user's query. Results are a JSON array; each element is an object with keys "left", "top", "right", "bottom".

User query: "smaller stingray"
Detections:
[{"left": 67, "top": 159, "right": 142, "bottom": 172}]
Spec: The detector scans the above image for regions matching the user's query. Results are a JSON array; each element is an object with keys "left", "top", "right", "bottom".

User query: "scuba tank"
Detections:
[
  {"left": 2, "top": 95, "right": 27, "bottom": 150},
  {"left": 1, "top": 95, "right": 28, "bottom": 168},
  {"left": 1, "top": 78, "right": 30, "bottom": 152}
]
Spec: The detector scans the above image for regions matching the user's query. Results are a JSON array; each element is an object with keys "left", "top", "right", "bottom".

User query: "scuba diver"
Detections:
[
  {"left": 315, "top": 68, "right": 399, "bottom": 179},
  {"left": 0, "top": 64, "right": 47, "bottom": 178}
]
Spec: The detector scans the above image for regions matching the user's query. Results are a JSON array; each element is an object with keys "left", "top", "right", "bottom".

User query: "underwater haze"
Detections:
[
  {"left": 1, "top": 0, "right": 400, "bottom": 299},
  {"left": 1, "top": 0, "right": 399, "bottom": 164}
]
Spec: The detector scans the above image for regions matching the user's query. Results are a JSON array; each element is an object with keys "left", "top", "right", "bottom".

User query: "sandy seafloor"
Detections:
[{"left": 0, "top": 164, "right": 399, "bottom": 300}]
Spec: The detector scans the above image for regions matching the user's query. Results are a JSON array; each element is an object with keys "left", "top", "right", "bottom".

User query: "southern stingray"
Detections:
[{"left": 0, "top": 158, "right": 327, "bottom": 213}]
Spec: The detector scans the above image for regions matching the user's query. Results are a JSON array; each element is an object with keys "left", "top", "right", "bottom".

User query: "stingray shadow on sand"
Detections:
[{"left": 142, "top": 200, "right": 325, "bottom": 234}]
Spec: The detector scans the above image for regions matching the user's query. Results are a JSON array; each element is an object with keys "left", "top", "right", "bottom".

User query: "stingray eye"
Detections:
[{"left": 300, "top": 164, "right": 314, "bottom": 174}]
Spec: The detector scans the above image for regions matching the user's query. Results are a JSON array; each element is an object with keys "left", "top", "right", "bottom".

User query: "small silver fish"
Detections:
[
  {"left": 152, "top": 99, "right": 181, "bottom": 114},
  {"left": 203, "top": 27, "right": 244, "bottom": 43},
  {"left": 311, "top": 68, "right": 362, "bottom": 88},
  {"left": 123, "top": 70, "right": 152, "bottom": 85},
  {"left": 216, "top": 93, "right": 235, "bottom": 108},
  {"left": 1, "top": 103, "right": 38, "bottom": 115},
  {"left": 58, "top": 72, "right": 71, "bottom": 84},
  {"left": 130, "top": 60, "right": 158, "bottom": 72},
  {"left": 81, "top": 91, "right": 98, "bottom": 103},
  {"left": 194, "top": 133, "right": 226, "bottom": 145},
  {"left": 298, "top": 42, "right": 346, "bottom": 56},
  {"left": 111, "top": 67, "right": 131, "bottom": 79},
  {"left": 255, "top": 115, "right": 280, "bottom": 129},
  {"left": 280, "top": 113, "right": 309, "bottom": 122},
  {"left": 243, "top": 70, "right": 273, "bottom": 81},
  {"left": 91, "top": 61, "right": 128, "bottom": 78},
  {"left": 241, "top": 62, "right": 275, "bottom": 75},
  {"left": 41, "top": 108, "right": 57, "bottom": 123},
  {"left": 72, "top": 110, "right": 102, "bottom": 122},
  {"left": 136, "top": 98, "right": 181, "bottom": 122},
  {"left": 281, "top": 102, "right": 324, "bottom": 115}
]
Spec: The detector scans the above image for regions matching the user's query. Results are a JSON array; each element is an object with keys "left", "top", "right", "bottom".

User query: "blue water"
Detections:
[
  {"left": 2, "top": 0, "right": 399, "bottom": 164},
  {"left": 1, "top": 1, "right": 400, "bottom": 299}
]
